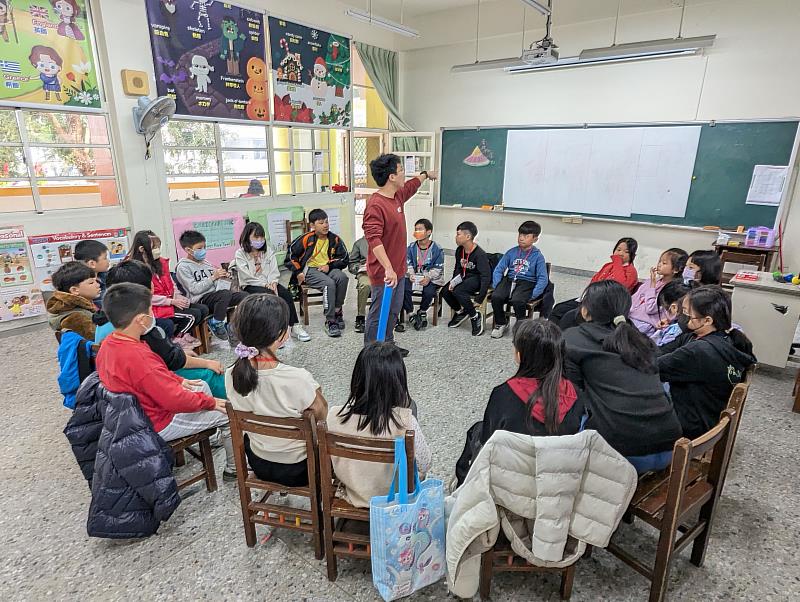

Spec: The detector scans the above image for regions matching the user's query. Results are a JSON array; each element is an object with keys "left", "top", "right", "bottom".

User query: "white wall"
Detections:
[{"left": 399, "top": 0, "right": 800, "bottom": 272}]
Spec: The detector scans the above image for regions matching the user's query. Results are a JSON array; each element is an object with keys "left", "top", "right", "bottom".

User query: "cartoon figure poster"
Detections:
[
  {"left": 0, "top": 225, "right": 44, "bottom": 322},
  {"left": 268, "top": 16, "right": 351, "bottom": 127},
  {"left": 145, "top": 0, "right": 269, "bottom": 121},
  {"left": 0, "top": 0, "right": 101, "bottom": 108}
]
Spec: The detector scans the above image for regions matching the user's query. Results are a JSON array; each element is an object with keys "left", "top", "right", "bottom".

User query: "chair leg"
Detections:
[
  {"left": 432, "top": 297, "right": 439, "bottom": 326},
  {"left": 303, "top": 292, "right": 310, "bottom": 326},
  {"left": 199, "top": 436, "right": 218, "bottom": 492},
  {"left": 582, "top": 544, "right": 593, "bottom": 559},
  {"left": 324, "top": 516, "right": 337, "bottom": 581},
  {"left": 560, "top": 564, "right": 576, "bottom": 600},
  {"left": 479, "top": 551, "right": 493, "bottom": 601},
  {"left": 312, "top": 500, "right": 325, "bottom": 560},
  {"left": 793, "top": 370, "right": 800, "bottom": 413},
  {"left": 240, "top": 485, "right": 257, "bottom": 548},
  {"left": 649, "top": 522, "right": 678, "bottom": 602},
  {"left": 174, "top": 449, "right": 186, "bottom": 467}
]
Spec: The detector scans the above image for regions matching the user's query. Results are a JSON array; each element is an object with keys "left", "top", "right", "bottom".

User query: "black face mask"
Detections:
[{"left": 677, "top": 314, "right": 694, "bottom": 334}]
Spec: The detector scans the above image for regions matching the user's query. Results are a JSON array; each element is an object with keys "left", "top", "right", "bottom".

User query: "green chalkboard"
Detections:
[{"left": 439, "top": 122, "right": 798, "bottom": 229}]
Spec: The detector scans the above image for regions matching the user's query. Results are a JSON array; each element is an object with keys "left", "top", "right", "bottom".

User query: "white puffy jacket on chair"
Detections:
[{"left": 445, "top": 429, "right": 637, "bottom": 598}]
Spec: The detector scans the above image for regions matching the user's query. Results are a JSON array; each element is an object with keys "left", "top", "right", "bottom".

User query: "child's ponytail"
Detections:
[{"left": 231, "top": 346, "right": 260, "bottom": 396}]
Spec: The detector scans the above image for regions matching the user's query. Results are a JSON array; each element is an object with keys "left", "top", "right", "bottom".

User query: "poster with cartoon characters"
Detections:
[
  {"left": 0, "top": 225, "right": 44, "bottom": 322},
  {"left": 268, "top": 16, "right": 351, "bottom": 127},
  {"left": 27, "top": 227, "right": 128, "bottom": 291},
  {"left": 145, "top": 0, "right": 268, "bottom": 121},
  {"left": 0, "top": 0, "right": 100, "bottom": 108}
]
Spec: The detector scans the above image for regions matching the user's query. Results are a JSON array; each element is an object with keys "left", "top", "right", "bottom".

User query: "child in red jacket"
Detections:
[
  {"left": 129, "top": 230, "right": 208, "bottom": 349},
  {"left": 549, "top": 237, "right": 639, "bottom": 329}
]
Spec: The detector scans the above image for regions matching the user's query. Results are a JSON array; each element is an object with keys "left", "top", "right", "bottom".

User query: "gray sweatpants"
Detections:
[
  {"left": 304, "top": 267, "right": 348, "bottom": 321},
  {"left": 158, "top": 409, "right": 235, "bottom": 472}
]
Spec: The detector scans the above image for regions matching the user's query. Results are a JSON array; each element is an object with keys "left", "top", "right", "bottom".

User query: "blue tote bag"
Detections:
[{"left": 369, "top": 437, "right": 446, "bottom": 601}]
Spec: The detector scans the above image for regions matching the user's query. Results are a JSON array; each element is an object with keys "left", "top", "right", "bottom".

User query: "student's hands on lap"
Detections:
[
  {"left": 212, "top": 268, "right": 228, "bottom": 280},
  {"left": 172, "top": 296, "right": 190, "bottom": 309},
  {"left": 267, "top": 282, "right": 278, "bottom": 293},
  {"left": 182, "top": 378, "right": 204, "bottom": 390},
  {"left": 297, "top": 272, "right": 305, "bottom": 285},
  {"left": 421, "top": 276, "right": 430, "bottom": 286},
  {"left": 213, "top": 398, "right": 227, "bottom": 413},
  {"left": 205, "top": 359, "right": 223, "bottom": 374},
  {"left": 318, "top": 264, "right": 330, "bottom": 273}
]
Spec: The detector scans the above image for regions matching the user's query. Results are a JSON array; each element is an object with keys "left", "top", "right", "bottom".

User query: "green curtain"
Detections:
[{"left": 354, "top": 41, "right": 418, "bottom": 152}]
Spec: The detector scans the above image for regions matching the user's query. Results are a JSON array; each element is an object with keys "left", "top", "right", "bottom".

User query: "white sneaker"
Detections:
[
  {"left": 491, "top": 324, "right": 509, "bottom": 339},
  {"left": 292, "top": 324, "right": 311, "bottom": 342}
]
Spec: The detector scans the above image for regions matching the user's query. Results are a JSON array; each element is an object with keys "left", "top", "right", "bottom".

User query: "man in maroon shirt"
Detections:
[{"left": 362, "top": 154, "right": 437, "bottom": 352}]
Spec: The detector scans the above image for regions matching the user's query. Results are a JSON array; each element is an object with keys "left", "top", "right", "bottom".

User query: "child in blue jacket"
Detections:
[
  {"left": 404, "top": 219, "right": 445, "bottom": 330},
  {"left": 490, "top": 221, "right": 549, "bottom": 339}
]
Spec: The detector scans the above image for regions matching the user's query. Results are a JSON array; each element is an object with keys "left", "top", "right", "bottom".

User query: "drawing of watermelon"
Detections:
[{"left": 463, "top": 146, "right": 490, "bottom": 167}]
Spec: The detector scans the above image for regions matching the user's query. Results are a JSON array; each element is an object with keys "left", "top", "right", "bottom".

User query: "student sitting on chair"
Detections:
[
  {"left": 46, "top": 261, "right": 101, "bottom": 342},
  {"left": 175, "top": 230, "right": 248, "bottom": 343},
  {"left": 490, "top": 220, "right": 549, "bottom": 339},
  {"left": 348, "top": 236, "right": 370, "bottom": 334},
  {"left": 683, "top": 250, "right": 722, "bottom": 286},
  {"left": 74, "top": 239, "right": 110, "bottom": 311},
  {"left": 564, "top": 280, "right": 683, "bottom": 473},
  {"left": 96, "top": 282, "right": 237, "bottom": 482},
  {"left": 326, "top": 342, "right": 432, "bottom": 508},
  {"left": 286, "top": 209, "right": 349, "bottom": 338},
  {"left": 651, "top": 280, "right": 693, "bottom": 347},
  {"left": 404, "top": 218, "right": 445, "bottom": 331},
  {"left": 629, "top": 248, "right": 688, "bottom": 337},
  {"left": 549, "top": 237, "right": 639, "bottom": 330},
  {"left": 441, "top": 221, "right": 491, "bottom": 337},
  {"left": 226, "top": 294, "right": 328, "bottom": 487},
  {"left": 234, "top": 221, "right": 310, "bottom": 343}
]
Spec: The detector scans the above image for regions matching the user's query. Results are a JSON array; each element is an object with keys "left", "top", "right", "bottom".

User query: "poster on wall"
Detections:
[
  {"left": 247, "top": 206, "right": 304, "bottom": 264},
  {"left": 27, "top": 227, "right": 128, "bottom": 291},
  {"left": 145, "top": 0, "right": 268, "bottom": 121},
  {"left": 172, "top": 212, "right": 245, "bottom": 266},
  {"left": 0, "top": 0, "right": 101, "bottom": 108},
  {"left": 0, "top": 225, "right": 43, "bottom": 322},
  {"left": 268, "top": 16, "right": 351, "bottom": 127}
]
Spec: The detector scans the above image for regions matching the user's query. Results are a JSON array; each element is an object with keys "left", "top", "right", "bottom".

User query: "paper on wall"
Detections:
[
  {"left": 267, "top": 211, "right": 293, "bottom": 253},
  {"left": 325, "top": 207, "right": 341, "bottom": 235},
  {"left": 0, "top": 226, "right": 43, "bottom": 322},
  {"left": 746, "top": 165, "right": 787, "bottom": 206},
  {"left": 404, "top": 156, "right": 416, "bottom": 175}
]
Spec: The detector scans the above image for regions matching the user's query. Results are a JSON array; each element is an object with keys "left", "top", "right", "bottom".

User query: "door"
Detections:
[{"left": 390, "top": 132, "right": 437, "bottom": 242}]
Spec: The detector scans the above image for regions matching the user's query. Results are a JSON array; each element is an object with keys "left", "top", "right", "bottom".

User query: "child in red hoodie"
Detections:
[{"left": 549, "top": 237, "right": 639, "bottom": 329}]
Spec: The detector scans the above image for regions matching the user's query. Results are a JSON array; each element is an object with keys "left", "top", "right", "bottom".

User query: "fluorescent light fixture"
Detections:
[
  {"left": 345, "top": 8, "right": 420, "bottom": 38},
  {"left": 506, "top": 48, "right": 701, "bottom": 73},
  {"left": 520, "top": 0, "right": 551, "bottom": 15},
  {"left": 451, "top": 57, "right": 527, "bottom": 73},
  {"left": 579, "top": 35, "right": 716, "bottom": 61}
]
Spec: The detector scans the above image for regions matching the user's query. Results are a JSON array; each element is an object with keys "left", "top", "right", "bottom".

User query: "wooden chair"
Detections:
[
  {"left": 399, "top": 287, "right": 441, "bottom": 327},
  {"left": 300, "top": 285, "right": 325, "bottom": 326},
  {"left": 317, "top": 422, "right": 415, "bottom": 581},
  {"left": 479, "top": 530, "right": 577, "bottom": 600},
  {"left": 168, "top": 427, "right": 218, "bottom": 492},
  {"left": 492, "top": 262, "right": 553, "bottom": 325},
  {"left": 226, "top": 404, "right": 323, "bottom": 558},
  {"left": 793, "top": 369, "right": 800, "bottom": 413},
  {"left": 605, "top": 408, "right": 737, "bottom": 602},
  {"left": 285, "top": 217, "right": 308, "bottom": 246},
  {"left": 719, "top": 249, "right": 767, "bottom": 284}
]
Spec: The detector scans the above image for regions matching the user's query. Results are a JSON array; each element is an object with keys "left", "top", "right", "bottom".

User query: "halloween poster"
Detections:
[
  {"left": 145, "top": 0, "right": 268, "bottom": 121},
  {"left": 268, "top": 16, "right": 351, "bottom": 127},
  {"left": 0, "top": 0, "right": 100, "bottom": 108}
]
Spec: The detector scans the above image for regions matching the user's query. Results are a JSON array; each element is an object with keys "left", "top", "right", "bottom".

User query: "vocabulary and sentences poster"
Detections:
[{"left": 0, "top": 225, "right": 42, "bottom": 322}]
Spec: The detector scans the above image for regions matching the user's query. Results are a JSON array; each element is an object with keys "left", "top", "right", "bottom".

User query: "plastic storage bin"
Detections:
[{"left": 745, "top": 227, "right": 776, "bottom": 248}]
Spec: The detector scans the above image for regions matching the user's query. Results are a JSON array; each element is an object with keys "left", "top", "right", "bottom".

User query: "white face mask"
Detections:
[
  {"left": 141, "top": 314, "right": 157, "bottom": 335},
  {"left": 152, "top": 247, "right": 162, "bottom": 260}
]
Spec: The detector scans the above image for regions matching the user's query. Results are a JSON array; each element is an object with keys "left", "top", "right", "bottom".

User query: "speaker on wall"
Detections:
[{"left": 121, "top": 70, "right": 150, "bottom": 96}]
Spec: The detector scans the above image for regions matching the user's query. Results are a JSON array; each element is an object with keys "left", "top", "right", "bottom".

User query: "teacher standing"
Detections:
[{"left": 362, "top": 154, "right": 437, "bottom": 354}]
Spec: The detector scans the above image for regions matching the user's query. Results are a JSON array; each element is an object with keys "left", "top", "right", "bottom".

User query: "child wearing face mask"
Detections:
[
  {"left": 129, "top": 230, "right": 207, "bottom": 350},
  {"left": 403, "top": 218, "right": 445, "bottom": 331},
  {"left": 233, "top": 221, "right": 310, "bottom": 342},
  {"left": 651, "top": 280, "right": 693, "bottom": 346},
  {"left": 96, "top": 282, "right": 237, "bottom": 481},
  {"left": 683, "top": 250, "right": 722, "bottom": 286},
  {"left": 175, "top": 229, "right": 248, "bottom": 342},
  {"left": 628, "top": 248, "right": 688, "bottom": 337}
]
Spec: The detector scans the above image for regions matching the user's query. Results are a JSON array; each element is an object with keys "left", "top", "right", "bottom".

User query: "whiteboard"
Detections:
[{"left": 503, "top": 126, "right": 701, "bottom": 218}]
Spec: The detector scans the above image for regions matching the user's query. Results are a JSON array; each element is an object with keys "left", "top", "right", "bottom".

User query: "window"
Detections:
[
  {"left": 352, "top": 49, "right": 390, "bottom": 130},
  {"left": 272, "top": 126, "right": 348, "bottom": 195},
  {"left": 0, "top": 108, "right": 120, "bottom": 214},
  {"left": 162, "top": 120, "right": 270, "bottom": 201}
]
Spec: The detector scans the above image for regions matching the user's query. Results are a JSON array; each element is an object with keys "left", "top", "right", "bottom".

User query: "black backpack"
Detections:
[{"left": 486, "top": 252, "right": 503, "bottom": 273}]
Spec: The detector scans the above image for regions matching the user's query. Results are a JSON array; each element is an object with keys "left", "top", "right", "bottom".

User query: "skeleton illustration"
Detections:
[
  {"left": 189, "top": 0, "right": 213, "bottom": 31},
  {"left": 188, "top": 54, "right": 214, "bottom": 93}
]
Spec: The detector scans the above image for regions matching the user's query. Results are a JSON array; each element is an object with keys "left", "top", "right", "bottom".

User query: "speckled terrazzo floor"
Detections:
[{"left": 1, "top": 268, "right": 799, "bottom": 601}]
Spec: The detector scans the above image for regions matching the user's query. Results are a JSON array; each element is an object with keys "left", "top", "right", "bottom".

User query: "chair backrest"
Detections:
[
  {"left": 721, "top": 251, "right": 766, "bottom": 271},
  {"left": 285, "top": 218, "right": 309, "bottom": 247},
  {"left": 316, "top": 421, "right": 416, "bottom": 498}
]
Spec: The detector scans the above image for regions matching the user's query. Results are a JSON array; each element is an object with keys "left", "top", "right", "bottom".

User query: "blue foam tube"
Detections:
[{"left": 376, "top": 283, "right": 394, "bottom": 342}]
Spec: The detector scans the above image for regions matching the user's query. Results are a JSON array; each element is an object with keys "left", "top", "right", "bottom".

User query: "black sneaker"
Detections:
[
  {"left": 335, "top": 311, "right": 345, "bottom": 331},
  {"left": 325, "top": 321, "right": 341, "bottom": 338},
  {"left": 395, "top": 320, "right": 405, "bottom": 333},
  {"left": 471, "top": 313, "right": 485, "bottom": 336},
  {"left": 354, "top": 315, "right": 365, "bottom": 333},
  {"left": 448, "top": 311, "right": 469, "bottom": 328},
  {"left": 222, "top": 469, "right": 237, "bottom": 483},
  {"left": 411, "top": 312, "right": 422, "bottom": 331},
  {"left": 418, "top": 311, "right": 428, "bottom": 329},
  {"left": 395, "top": 345, "right": 410, "bottom": 358}
]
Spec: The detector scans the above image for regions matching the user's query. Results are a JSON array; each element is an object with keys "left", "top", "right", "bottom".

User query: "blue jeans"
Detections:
[
  {"left": 403, "top": 279, "right": 439, "bottom": 313},
  {"left": 626, "top": 451, "right": 673, "bottom": 474}
]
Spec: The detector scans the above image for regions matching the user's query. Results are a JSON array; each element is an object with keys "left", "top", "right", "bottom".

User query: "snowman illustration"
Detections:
[{"left": 310, "top": 57, "right": 328, "bottom": 99}]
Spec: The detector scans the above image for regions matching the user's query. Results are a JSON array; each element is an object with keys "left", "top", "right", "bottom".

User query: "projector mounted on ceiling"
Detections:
[{"left": 521, "top": 36, "right": 559, "bottom": 66}]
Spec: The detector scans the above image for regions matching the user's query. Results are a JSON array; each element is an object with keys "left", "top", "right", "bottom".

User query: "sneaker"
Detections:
[
  {"left": 208, "top": 319, "right": 229, "bottom": 340},
  {"left": 418, "top": 311, "right": 428, "bottom": 330},
  {"left": 324, "top": 321, "right": 341, "bottom": 338},
  {"left": 471, "top": 313, "right": 485, "bottom": 336},
  {"left": 448, "top": 311, "right": 469, "bottom": 328},
  {"left": 222, "top": 469, "right": 237, "bottom": 483},
  {"left": 354, "top": 315, "right": 365, "bottom": 333},
  {"left": 335, "top": 310, "right": 345, "bottom": 331},
  {"left": 292, "top": 324, "right": 311, "bottom": 342},
  {"left": 394, "top": 345, "right": 410, "bottom": 358},
  {"left": 395, "top": 320, "right": 405, "bottom": 333},
  {"left": 491, "top": 324, "right": 509, "bottom": 339},
  {"left": 411, "top": 312, "right": 422, "bottom": 331},
  {"left": 226, "top": 323, "right": 239, "bottom": 347}
]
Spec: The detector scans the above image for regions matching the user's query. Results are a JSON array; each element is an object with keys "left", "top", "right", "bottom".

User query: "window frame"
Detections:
[{"left": 271, "top": 125, "right": 339, "bottom": 195}]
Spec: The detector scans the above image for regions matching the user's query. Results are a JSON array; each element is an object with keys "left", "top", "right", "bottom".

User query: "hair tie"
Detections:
[
  {"left": 612, "top": 315, "right": 626, "bottom": 327},
  {"left": 234, "top": 343, "right": 259, "bottom": 359}
]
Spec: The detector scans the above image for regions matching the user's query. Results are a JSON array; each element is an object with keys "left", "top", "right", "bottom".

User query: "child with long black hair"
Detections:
[
  {"left": 226, "top": 294, "right": 328, "bottom": 487},
  {"left": 564, "top": 280, "right": 683, "bottom": 473},
  {"left": 454, "top": 318, "right": 584, "bottom": 485},
  {"left": 628, "top": 247, "right": 688, "bottom": 337},
  {"left": 651, "top": 280, "right": 693, "bottom": 346},
  {"left": 658, "top": 285, "right": 756, "bottom": 439},
  {"left": 233, "top": 221, "right": 310, "bottom": 342},
  {"left": 326, "top": 342, "right": 432, "bottom": 508},
  {"left": 683, "top": 250, "right": 722, "bottom": 286}
]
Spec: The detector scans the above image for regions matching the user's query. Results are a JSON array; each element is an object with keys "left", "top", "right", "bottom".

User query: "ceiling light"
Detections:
[
  {"left": 451, "top": 57, "right": 527, "bottom": 73},
  {"left": 506, "top": 47, "right": 702, "bottom": 73},
  {"left": 345, "top": 8, "right": 420, "bottom": 38},
  {"left": 579, "top": 35, "right": 716, "bottom": 61},
  {"left": 520, "top": 0, "right": 551, "bottom": 15}
]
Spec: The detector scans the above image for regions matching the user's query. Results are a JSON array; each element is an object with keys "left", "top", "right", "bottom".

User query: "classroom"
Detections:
[{"left": 2, "top": 0, "right": 799, "bottom": 600}]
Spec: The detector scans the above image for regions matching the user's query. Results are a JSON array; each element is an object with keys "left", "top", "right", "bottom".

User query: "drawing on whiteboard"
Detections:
[{"left": 463, "top": 140, "right": 493, "bottom": 167}]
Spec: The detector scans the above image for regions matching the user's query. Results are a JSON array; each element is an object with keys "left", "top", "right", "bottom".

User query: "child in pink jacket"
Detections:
[{"left": 629, "top": 248, "right": 688, "bottom": 337}]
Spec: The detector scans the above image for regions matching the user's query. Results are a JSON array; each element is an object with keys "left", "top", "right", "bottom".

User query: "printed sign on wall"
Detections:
[
  {"left": 171, "top": 212, "right": 245, "bottom": 266},
  {"left": 145, "top": 0, "right": 268, "bottom": 121},
  {"left": 268, "top": 16, "right": 351, "bottom": 127},
  {"left": 0, "top": 0, "right": 101, "bottom": 108},
  {"left": 0, "top": 225, "right": 43, "bottom": 322}
]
